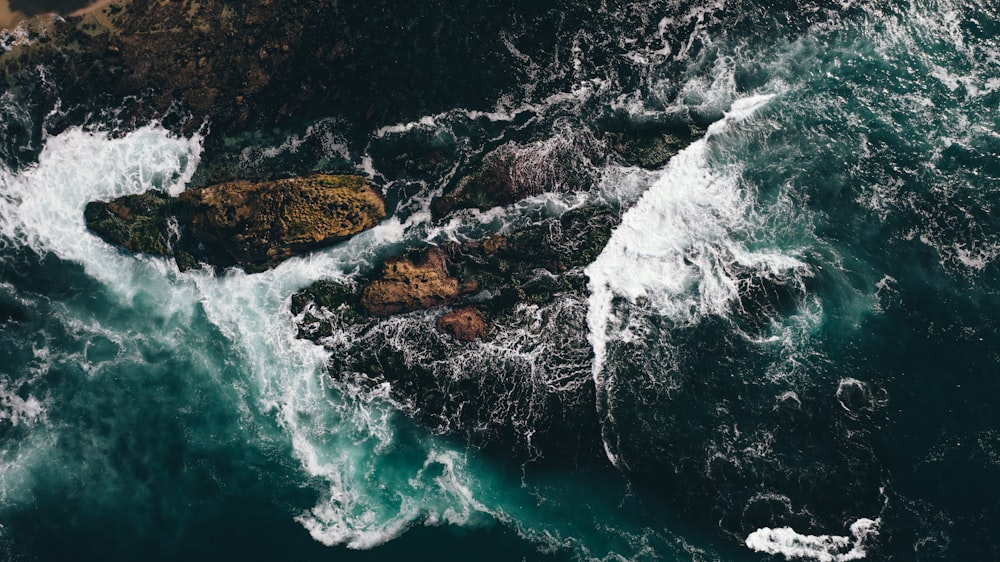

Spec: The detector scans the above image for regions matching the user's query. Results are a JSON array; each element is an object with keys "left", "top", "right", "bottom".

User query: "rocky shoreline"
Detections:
[
  {"left": 3, "top": 0, "right": 707, "bottom": 466},
  {"left": 288, "top": 205, "right": 618, "bottom": 461}
]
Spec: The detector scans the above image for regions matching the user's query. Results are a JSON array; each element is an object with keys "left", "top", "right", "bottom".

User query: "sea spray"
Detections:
[
  {"left": 0, "top": 125, "right": 203, "bottom": 297},
  {"left": 0, "top": 123, "right": 488, "bottom": 550},
  {"left": 585, "top": 93, "right": 807, "bottom": 466}
]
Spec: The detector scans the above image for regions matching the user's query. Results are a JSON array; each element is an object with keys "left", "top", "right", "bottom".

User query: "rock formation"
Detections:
[
  {"left": 290, "top": 205, "right": 619, "bottom": 462},
  {"left": 9, "top": 0, "right": 705, "bottom": 470},
  {"left": 360, "top": 247, "right": 469, "bottom": 316},
  {"left": 179, "top": 174, "right": 384, "bottom": 270},
  {"left": 85, "top": 174, "right": 384, "bottom": 271},
  {"left": 606, "top": 122, "right": 706, "bottom": 169},
  {"left": 435, "top": 306, "right": 486, "bottom": 341}
]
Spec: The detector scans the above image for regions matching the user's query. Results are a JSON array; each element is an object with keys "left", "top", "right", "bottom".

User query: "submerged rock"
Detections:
[
  {"left": 85, "top": 174, "right": 384, "bottom": 271},
  {"left": 427, "top": 123, "right": 707, "bottom": 222},
  {"left": 430, "top": 136, "right": 606, "bottom": 221},
  {"left": 431, "top": 155, "right": 522, "bottom": 219},
  {"left": 606, "top": 122, "right": 706, "bottom": 169}
]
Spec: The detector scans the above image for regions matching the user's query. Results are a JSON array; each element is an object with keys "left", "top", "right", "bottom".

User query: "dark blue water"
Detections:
[{"left": 1, "top": 0, "right": 999, "bottom": 560}]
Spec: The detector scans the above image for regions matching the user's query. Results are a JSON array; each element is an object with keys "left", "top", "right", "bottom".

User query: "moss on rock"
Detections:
[{"left": 84, "top": 190, "right": 178, "bottom": 256}]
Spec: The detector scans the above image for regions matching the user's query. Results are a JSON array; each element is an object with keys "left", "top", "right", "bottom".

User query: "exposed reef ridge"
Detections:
[
  {"left": 435, "top": 306, "right": 487, "bottom": 341},
  {"left": 85, "top": 174, "right": 384, "bottom": 271},
  {"left": 360, "top": 247, "right": 472, "bottom": 316}
]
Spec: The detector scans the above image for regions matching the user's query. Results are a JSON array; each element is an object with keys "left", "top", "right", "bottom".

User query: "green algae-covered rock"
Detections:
[{"left": 84, "top": 190, "right": 180, "bottom": 256}]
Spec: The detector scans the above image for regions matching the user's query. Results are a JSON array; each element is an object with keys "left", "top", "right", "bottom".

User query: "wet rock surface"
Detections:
[
  {"left": 180, "top": 174, "right": 384, "bottom": 270},
  {"left": 435, "top": 306, "right": 487, "bottom": 341},
  {"left": 430, "top": 136, "right": 607, "bottom": 221},
  {"left": 291, "top": 205, "right": 618, "bottom": 462},
  {"left": 83, "top": 190, "right": 177, "bottom": 256},
  {"left": 0, "top": 0, "right": 599, "bottom": 180},
  {"left": 24, "top": 0, "right": 704, "bottom": 477},
  {"left": 606, "top": 122, "right": 706, "bottom": 169},
  {"left": 360, "top": 247, "right": 469, "bottom": 316},
  {"left": 85, "top": 174, "right": 384, "bottom": 271}
]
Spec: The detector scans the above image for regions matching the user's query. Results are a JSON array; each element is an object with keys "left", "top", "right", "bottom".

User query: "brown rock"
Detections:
[
  {"left": 481, "top": 234, "right": 508, "bottom": 255},
  {"left": 436, "top": 307, "right": 486, "bottom": 341},
  {"left": 180, "top": 174, "right": 384, "bottom": 270},
  {"left": 361, "top": 247, "right": 460, "bottom": 316}
]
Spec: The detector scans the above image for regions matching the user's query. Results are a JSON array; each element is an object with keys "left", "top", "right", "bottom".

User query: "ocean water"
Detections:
[{"left": 1, "top": 0, "right": 999, "bottom": 560}]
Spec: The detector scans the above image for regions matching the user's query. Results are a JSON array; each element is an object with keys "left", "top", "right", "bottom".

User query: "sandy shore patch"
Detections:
[
  {"left": 0, "top": 0, "right": 124, "bottom": 31},
  {"left": 68, "top": 0, "right": 121, "bottom": 17},
  {"left": 0, "top": 1, "right": 26, "bottom": 30}
]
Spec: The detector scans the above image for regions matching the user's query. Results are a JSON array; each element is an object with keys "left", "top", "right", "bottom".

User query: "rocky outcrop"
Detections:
[
  {"left": 360, "top": 247, "right": 471, "bottom": 316},
  {"left": 180, "top": 174, "right": 384, "bottom": 270},
  {"left": 296, "top": 205, "right": 618, "bottom": 327},
  {"left": 435, "top": 306, "right": 486, "bottom": 341},
  {"left": 0, "top": 0, "right": 564, "bottom": 174},
  {"left": 6, "top": 0, "right": 706, "bottom": 473},
  {"left": 431, "top": 155, "right": 522, "bottom": 219},
  {"left": 428, "top": 123, "right": 705, "bottom": 222},
  {"left": 85, "top": 174, "right": 384, "bottom": 271},
  {"left": 84, "top": 189, "right": 177, "bottom": 256},
  {"left": 430, "top": 137, "right": 606, "bottom": 221},
  {"left": 290, "top": 205, "right": 619, "bottom": 462},
  {"left": 605, "top": 122, "right": 706, "bottom": 169}
]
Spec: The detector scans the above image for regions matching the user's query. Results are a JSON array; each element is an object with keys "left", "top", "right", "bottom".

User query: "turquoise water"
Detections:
[{"left": 1, "top": 0, "right": 999, "bottom": 560}]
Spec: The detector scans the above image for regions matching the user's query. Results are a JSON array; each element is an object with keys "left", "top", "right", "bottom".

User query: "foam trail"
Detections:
[
  {"left": 585, "top": 94, "right": 803, "bottom": 465},
  {"left": 0, "top": 382, "right": 42, "bottom": 427},
  {"left": 0, "top": 125, "right": 203, "bottom": 309},
  {"left": 586, "top": 94, "right": 779, "bottom": 376},
  {"left": 745, "top": 518, "right": 881, "bottom": 561}
]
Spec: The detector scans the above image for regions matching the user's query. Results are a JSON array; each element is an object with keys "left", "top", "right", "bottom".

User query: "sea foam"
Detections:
[
  {"left": 745, "top": 518, "right": 881, "bottom": 562},
  {"left": 585, "top": 94, "right": 807, "bottom": 465},
  {"left": 0, "top": 122, "right": 498, "bottom": 551}
]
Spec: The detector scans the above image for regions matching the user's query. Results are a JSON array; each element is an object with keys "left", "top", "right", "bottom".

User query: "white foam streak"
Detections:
[
  {"left": 373, "top": 79, "right": 605, "bottom": 140},
  {"left": 587, "top": 94, "right": 780, "bottom": 374},
  {"left": 586, "top": 94, "right": 804, "bottom": 464},
  {"left": 745, "top": 518, "right": 881, "bottom": 562},
  {"left": 0, "top": 383, "right": 42, "bottom": 427},
  {"left": 0, "top": 125, "right": 203, "bottom": 307}
]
